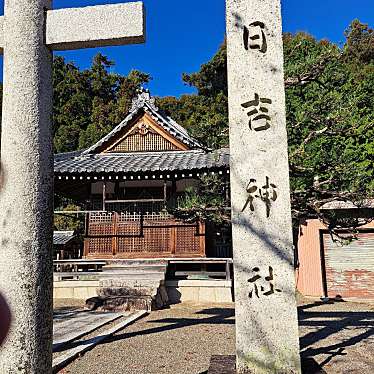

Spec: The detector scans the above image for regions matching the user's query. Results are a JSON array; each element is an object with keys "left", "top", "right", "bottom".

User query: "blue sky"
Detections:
[{"left": 0, "top": 0, "right": 373, "bottom": 97}]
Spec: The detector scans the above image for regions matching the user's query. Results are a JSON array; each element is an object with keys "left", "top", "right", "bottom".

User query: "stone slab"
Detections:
[
  {"left": 54, "top": 280, "right": 100, "bottom": 288},
  {"left": 166, "top": 280, "right": 232, "bottom": 288},
  {"left": 226, "top": 0, "right": 301, "bottom": 372},
  {"left": 99, "top": 278, "right": 163, "bottom": 288},
  {"left": 46, "top": 2, "right": 145, "bottom": 50},
  {"left": 52, "top": 310, "right": 147, "bottom": 373},
  {"left": 100, "top": 272, "right": 165, "bottom": 280},
  {"left": 53, "top": 311, "right": 122, "bottom": 351}
]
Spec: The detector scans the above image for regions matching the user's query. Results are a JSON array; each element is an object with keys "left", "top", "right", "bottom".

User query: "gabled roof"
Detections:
[
  {"left": 83, "top": 88, "right": 204, "bottom": 155},
  {"left": 55, "top": 148, "right": 229, "bottom": 175}
]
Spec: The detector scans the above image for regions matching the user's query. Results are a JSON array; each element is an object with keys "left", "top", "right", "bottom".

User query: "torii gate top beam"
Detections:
[{"left": 0, "top": 2, "right": 145, "bottom": 53}]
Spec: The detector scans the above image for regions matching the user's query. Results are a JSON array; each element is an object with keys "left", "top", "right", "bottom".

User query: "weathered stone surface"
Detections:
[
  {"left": 86, "top": 296, "right": 152, "bottom": 312},
  {"left": 53, "top": 311, "right": 122, "bottom": 350},
  {"left": 0, "top": 2, "right": 146, "bottom": 372},
  {"left": 98, "top": 286, "right": 156, "bottom": 297},
  {"left": 208, "top": 355, "right": 236, "bottom": 374},
  {"left": 226, "top": 0, "right": 301, "bottom": 372},
  {"left": 46, "top": 2, "right": 145, "bottom": 50},
  {"left": 94, "top": 264, "right": 169, "bottom": 311},
  {"left": 0, "top": 1, "right": 54, "bottom": 372}
]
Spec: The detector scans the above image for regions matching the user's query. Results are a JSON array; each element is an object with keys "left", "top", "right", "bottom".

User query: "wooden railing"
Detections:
[{"left": 83, "top": 212, "right": 206, "bottom": 259}]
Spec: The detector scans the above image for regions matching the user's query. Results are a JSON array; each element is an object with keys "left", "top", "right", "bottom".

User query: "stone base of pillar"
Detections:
[{"left": 208, "top": 355, "right": 236, "bottom": 374}]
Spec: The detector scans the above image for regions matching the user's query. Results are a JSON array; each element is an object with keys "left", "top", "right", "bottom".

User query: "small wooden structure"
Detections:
[
  {"left": 54, "top": 89, "right": 231, "bottom": 259},
  {"left": 53, "top": 231, "right": 80, "bottom": 259}
]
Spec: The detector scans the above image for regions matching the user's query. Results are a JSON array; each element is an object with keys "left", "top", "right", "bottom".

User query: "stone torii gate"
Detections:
[{"left": 0, "top": 1, "right": 145, "bottom": 372}]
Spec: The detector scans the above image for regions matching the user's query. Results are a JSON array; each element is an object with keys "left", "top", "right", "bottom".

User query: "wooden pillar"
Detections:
[
  {"left": 163, "top": 180, "right": 168, "bottom": 208},
  {"left": 171, "top": 179, "right": 177, "bottom": 208},
  {"left": 102, "top": 181, "right": 106, "bottom": 211},
  {"left": 114, "top": 181, "right": 120, "bottom": 199},
  {"left": 112, "top": 213, "right": 118, "bottom": 257}
]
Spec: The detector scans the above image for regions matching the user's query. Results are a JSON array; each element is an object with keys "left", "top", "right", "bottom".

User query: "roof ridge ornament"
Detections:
[{"left": 130, "top": 87, "right": 159, "bottom": 112}]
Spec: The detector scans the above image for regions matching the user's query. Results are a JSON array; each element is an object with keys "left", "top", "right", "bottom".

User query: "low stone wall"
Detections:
[
  {"left": 54, "top": 280, "right": 99, "bottom": 300},
  {"left": 166, "top": 280, "right": 233, "bottom": 303},
  {"left": 54, "top": 279, "right": 234, "bottom": 303}
]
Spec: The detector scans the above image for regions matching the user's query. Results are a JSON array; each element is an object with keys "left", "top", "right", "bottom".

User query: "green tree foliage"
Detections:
[
  {"left": 283, "top": 20, "right": 373, "bottom": 216},
  {"left": 54, "top": 204, "right": 84, "bottom": 232},
  {"left": 173, "top": 174, "right": 229, "bottom": 224},
  {"left": 159, "top": 20, "right": 373, "bottom": 218},
  {"left": 0, "top": 20, "right": 371, "bottom": 219},
  {"left": 52, "top": 53, "right": 151, "bottom": 152}
]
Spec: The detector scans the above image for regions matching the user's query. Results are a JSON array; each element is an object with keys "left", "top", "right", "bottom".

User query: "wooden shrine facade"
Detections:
[
  {"left": 54, "top": 89, "right": 231, "bottom": 259},
  {"left": 84, "top": 212, "right": 205, "bottom": 258}
]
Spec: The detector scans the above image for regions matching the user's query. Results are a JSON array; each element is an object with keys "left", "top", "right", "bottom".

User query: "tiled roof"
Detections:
[
  {"left": 53, "top": 231, "right": 75, "bottom": 246},
  {"left": 321, "top": 200, "right": 374, "bottom": 210},
  {"left": 54, "top": 149, "right": 229, "bottom": 175}
]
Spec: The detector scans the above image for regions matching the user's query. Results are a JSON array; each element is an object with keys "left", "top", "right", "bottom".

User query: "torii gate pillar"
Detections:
[{"left": 0, "top": 2, "right": 145, "bottom": 372}]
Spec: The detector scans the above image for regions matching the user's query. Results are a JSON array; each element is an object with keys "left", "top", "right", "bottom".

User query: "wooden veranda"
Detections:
[{"left": 84, "top": 212, "right": 206, "bottom": 259}]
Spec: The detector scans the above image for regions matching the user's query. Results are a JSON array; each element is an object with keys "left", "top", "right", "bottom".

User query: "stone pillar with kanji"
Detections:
[{"left": 226, "top": 1, "right": 301, "bottom": 372}]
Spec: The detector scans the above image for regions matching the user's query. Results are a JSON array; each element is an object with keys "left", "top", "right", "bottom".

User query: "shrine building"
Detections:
[{"left": 54, "top": 89, "right": 231, "bottom": 260}]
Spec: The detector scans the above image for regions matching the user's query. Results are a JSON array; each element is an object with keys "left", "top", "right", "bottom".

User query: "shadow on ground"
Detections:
[
  {"left": 53, "top": 308, "right": 89, "bottom": 322},
  {"left": 104, "top": 307, "right": 235, "bottom": 344},
  {"left": 298, "top": 299, "right": 374, "bottom": 373}
]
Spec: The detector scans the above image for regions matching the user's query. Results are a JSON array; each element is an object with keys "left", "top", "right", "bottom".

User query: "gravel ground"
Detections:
[
  {"left": 57, "top": 298, "right": 374, "bottom": 374},
  {"left": 60, "top": 302, "right": 235, "bottom": 374},
  {"left": 298, "top": 296, "right": 374, "bottom": 374}
]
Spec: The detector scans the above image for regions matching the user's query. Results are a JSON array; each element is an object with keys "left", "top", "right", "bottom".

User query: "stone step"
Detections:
[
  {"left": 100, "top": 273, "right": 166, "bottom": 281},
  {"left": 98, "top": 286, "right": 158, "bottom": 297},
  {"left": 105, "top": 259, "right": 168, "bottom": 267},
  {"left": 102, "top": 265, "right": 167, "bottom": 273},
  {"left": 99, "top": 278, "right": 165, "bottom": 288}
]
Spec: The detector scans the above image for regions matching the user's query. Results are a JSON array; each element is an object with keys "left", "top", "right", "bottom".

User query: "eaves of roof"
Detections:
[{"left": 54, "top": 149, "right": 229, "bottom": 175}]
